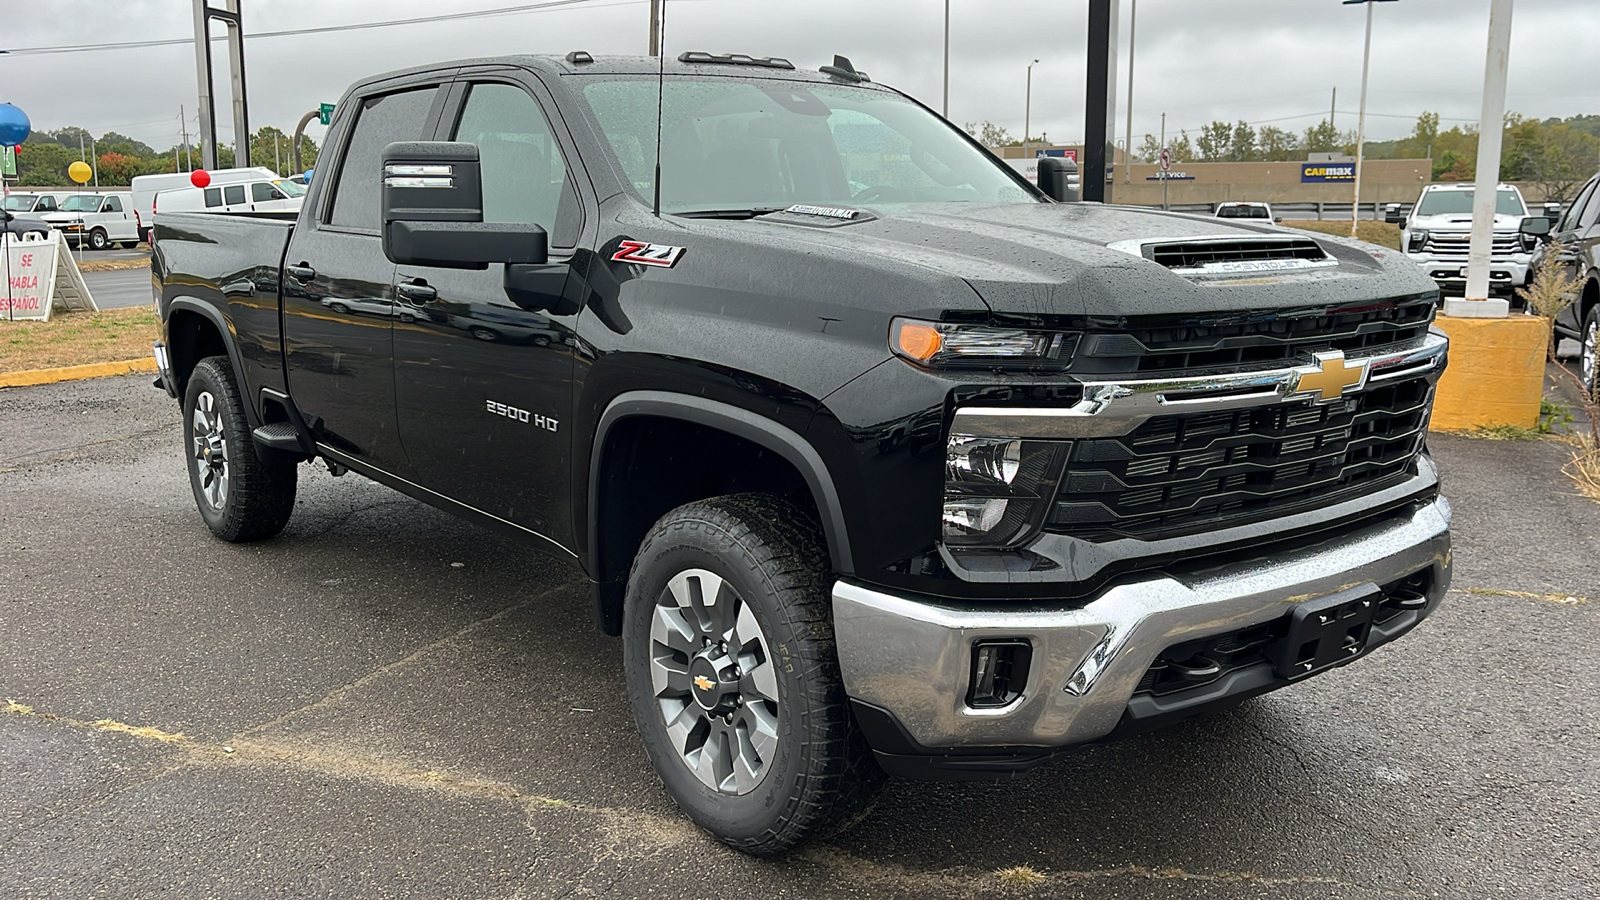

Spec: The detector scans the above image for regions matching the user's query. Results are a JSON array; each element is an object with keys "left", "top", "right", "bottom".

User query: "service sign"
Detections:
[
  {"left": 1302, "top": 163, "right": 1355, "bottom": 182},
  {"left": 2, "top": 233, "right": 66, "bottom": 320}
]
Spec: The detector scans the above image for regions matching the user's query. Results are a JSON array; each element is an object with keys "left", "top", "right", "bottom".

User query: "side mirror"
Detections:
[
  {"left": 1519, "top": 216, "right": 1552, "bottom": 238},
  {"left": 1543, "top": 202, "right": 1563, "bottom": 220},
  {"left": 1037, "top": 157, "right": 1079, "bottom": 203},
  {"left": 1273, "top": 216, "right": 1283, "bottom": 223},
  {"left": 381, "top": 141, "right": 547, "bottom": 268}
]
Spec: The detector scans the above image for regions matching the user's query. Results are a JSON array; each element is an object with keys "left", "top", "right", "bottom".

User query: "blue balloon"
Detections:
[
  {"left": 0, "top": 103, "right": 30, "bottom": 147},
  {"left": 304, "top": 168, "right": 313, "bottom": 183}
]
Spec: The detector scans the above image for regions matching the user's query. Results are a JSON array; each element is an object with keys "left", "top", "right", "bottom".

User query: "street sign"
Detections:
[
  {"left": 1, "top": 146, "right": 14, "bottom": 178},
  {"left": 1158, "top": 147, "right": 1172, "bottom": 172},
  {"left": 317, "top": 102, "right": 336, "bottom": 126}
]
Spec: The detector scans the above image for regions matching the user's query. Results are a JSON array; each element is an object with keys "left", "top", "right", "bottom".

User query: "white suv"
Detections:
[{"left": 1401, "top": 183, "right": 1534, "bottom": 298}]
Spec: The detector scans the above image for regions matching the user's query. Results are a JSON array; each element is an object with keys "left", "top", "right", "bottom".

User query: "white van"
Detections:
[
  {"left": 40, "top": 191, "right": 140, "bottom": 250},
  {"left": 2, "top": 192, "right": 68, "bottom": 216},
  {"left": 131, "top": 167, "right": 277, "bottom": 241},
  {"left": 154, "top": 178, "right": 306, "bottom": 216}
]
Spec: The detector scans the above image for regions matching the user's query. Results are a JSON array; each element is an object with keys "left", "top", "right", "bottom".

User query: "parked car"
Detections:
[
  {"left": 1536, "top": 172, "right": 1600, "bottom": 396},
  {"left": 2, "top": 192, "right": 66, "bottom": 216},
  {"left": 39, "top": 191, "right": 140, "bottom": 250},
  {"left": 132, "top": 167, "right": 279, "bottom": 242},
  {"left": 155, "top": 178, "right": 306, "bottom": 216},
  {"left": 1401, "top": 182, "right": 1535, "bottom": 298},
  {"left": 2, "top": 209, "right": 54, "bottom": 240},
  {"left": 151, "top": 51, "right": 1451, "bottom": 855},
  {"left": 1214, "top": 201, "right": 1278, "bottom": 223}
]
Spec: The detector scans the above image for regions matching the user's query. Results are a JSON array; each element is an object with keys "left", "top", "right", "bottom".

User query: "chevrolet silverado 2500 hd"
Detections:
[{"left": 151, "top": 52, "right": 1452, "bottom": 855}]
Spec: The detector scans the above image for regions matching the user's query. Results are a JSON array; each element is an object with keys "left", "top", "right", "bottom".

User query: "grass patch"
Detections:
[
  {"left": 1280, "top": 219, "right": 1402, "bottom": 250},
  {"left": 1565, "top": 445, "right": 1600, "bottom": 502},
  {"left": 77, "top": 258, "right": 151, "bottom": 273},
  {"left": 995, "top": 866, "right": 1047, "bottom": 888},
  {"left": 0, "top": 306, "right": 158, "bottom": 374}
]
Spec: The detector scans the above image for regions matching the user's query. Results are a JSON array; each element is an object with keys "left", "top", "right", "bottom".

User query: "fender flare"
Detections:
[
  {"left": 589, "top": 391, "right": 854, "bottom": 576},
  {"left": 164, "top": 297, "right": 260, "bottom": 429}
]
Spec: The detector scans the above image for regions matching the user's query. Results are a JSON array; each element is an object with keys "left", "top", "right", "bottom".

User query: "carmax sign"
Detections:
[{"left": 1302, "top": 163, "right": 1355, "bottom": 182}]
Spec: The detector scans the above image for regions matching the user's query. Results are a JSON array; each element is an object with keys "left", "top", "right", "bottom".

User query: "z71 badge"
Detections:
[{"left": 610, "top": 240, "right": 685, "bottom": 268}]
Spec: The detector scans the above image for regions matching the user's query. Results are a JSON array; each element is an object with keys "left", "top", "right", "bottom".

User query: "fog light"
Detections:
[
  {"left": 942, "top": 497, "right": 1010, "bottom": 537},
  {"left": 968, "top": 640, "right": 1032, "bottom": 709}
]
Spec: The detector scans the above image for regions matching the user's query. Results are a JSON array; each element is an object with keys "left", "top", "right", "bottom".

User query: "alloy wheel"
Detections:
[
  {"left": 649, "top": 568, "right": 781, "bottom": 796},
  {"left": 190, "top": 390, "right": 230, "bottom": 510},
  {"left": 1584, "top": 318, "right": 1597, "bottom": 393}
]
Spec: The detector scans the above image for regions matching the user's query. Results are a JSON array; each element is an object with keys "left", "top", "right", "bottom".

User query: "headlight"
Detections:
[
  {"left": 892, "top": 318, "right": 1078, "bottom": 370},
  {"left": 1406, "top": 230, "right": 1428, "bottom": 253},
  {"left": 942, "top": 434, "right": 1067, "bottom": 547}
]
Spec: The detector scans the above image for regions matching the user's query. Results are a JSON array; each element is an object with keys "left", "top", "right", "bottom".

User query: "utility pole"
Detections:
[
  {"left": 1459, "top": 0, "right": 1515, "bottom": 314},
  {"left": 1083, "top": 0, "right": 1119, "bottom": 203},
  {"left": 1024, "top": 59, "right": 1039, "bottom": 160},
  {"left": 648, "top": 0, "right": 660, "bottom": 55},
  {"left": 1124, "top": 0, "right": 1136, "bottom": 182},
  {"left": 1330, "top": 87, "right": 1337, "bottom": 129},
  {"left": 180, "top": 106, "right": 192, "bottom": 171},
  {"left": 942, "top": 0, "right": 950, "bottom": 118},
  {"left": 90, "top": 137, "right": 99, "bottom": 187},
  {"left": 1160, "top": 111, "right": 1168, "bottom": 211}
]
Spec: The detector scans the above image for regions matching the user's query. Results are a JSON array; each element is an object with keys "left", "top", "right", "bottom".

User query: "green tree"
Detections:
[
  {"left": 1256, "top": 125, "right": 1299, "bottom": 161},
  {"left": 1196, "top": 121, "right": 1232, "bottom": 161},
  {"left": 964, "top": 121, "right": 1014, "bottom": 148},
  {"left": 1301, "top": 119, "right": 1341, "bottom": 155},
  {"left": 1229, "top": 120, "right": 1258, "bottom": 161},
  {"left": 1503, "top": 117, "right": 1599, "bottom": 202}
]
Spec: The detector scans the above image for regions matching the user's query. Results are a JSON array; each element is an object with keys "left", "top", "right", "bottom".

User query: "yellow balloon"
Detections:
[{"left": 68, "top": 161, "right": 92, "bottom": 184}]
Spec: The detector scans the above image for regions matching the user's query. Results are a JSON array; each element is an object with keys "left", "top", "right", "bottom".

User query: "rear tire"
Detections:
[
  {"left": 182, "top": 356, "right": 297, "bottom": 542},
  {"left": 1582, "top": 305, "right": 1599, "bottom": 401},
  {"left": 622, "top": 494, "right": 884, "bottom": 856}
]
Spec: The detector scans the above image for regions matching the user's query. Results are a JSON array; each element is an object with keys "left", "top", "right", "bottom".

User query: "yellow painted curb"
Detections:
[
  {"left": 0, "top": 357, "right": 158, "bottom": 388},
  {"left": 1429, "top": 315, "right": 1547, "bottom": 431}
]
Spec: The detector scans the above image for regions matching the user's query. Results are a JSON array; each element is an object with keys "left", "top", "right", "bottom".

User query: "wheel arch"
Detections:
[
  {"left": 587, "top": 392, "right": 853, "bottom": 635},
  {"left": 164, "top": 298, "right": 258, "bottom": 428}
]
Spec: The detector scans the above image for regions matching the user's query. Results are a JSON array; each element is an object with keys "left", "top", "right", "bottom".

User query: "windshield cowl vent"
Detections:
[{"left": 1113, "top": 237, "right": 1337, "bottom": 276}]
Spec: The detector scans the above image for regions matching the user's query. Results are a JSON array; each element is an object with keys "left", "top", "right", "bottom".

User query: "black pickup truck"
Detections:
[{"left": 151, "top": 52, "right": 1453, "bottom": 854}]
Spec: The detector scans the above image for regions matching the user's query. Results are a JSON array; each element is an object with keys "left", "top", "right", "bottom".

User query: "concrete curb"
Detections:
[{"left": 0, "top": 358, "right": 157, "bottom": 388}]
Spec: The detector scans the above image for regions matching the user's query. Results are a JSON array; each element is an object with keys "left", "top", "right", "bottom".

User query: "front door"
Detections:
[
  {"left": 392, "top": 77, "right": 585, "bottom": 548},
  {"left": 282, "top": 83, "right": 445, "bottom": 475}
]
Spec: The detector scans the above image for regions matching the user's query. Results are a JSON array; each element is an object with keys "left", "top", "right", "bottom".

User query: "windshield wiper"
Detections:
[{"left": 672, "top": 207, "right": 787, "bottom": 220}]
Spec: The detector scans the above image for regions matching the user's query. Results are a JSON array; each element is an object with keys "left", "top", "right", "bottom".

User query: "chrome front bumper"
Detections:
[{"left": 833, "top": 495, "right": 1451, "bottom": 751}]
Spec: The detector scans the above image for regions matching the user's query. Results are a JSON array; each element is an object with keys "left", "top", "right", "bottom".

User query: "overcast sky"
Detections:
[{"left": 3, "top": 0, "right": 1597, "bottom": 156}]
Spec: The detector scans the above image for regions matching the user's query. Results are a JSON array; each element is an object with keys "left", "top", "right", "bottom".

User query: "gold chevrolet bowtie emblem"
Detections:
[
  {"left": 1292, "top": 351, "right": 1366, "bottom": 402},
  {"left": 693, "top": 675, "right": 715, "bottom": 691}
]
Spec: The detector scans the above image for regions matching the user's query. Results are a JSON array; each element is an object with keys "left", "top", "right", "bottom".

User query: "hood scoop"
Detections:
[{"left": 1109, "top": 235, "right": 1337, "bottom": 276}]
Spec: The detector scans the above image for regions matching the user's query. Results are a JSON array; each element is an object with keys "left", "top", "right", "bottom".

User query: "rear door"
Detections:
[
  {"left": 1552, "top": 177, "right": 1598, "bottom": 334},
  {"left": 390, "top": 72, "right": 587, "bottom": 546},
  {"left": 282, "top": 79, "right": 450, "bottom": 475}
]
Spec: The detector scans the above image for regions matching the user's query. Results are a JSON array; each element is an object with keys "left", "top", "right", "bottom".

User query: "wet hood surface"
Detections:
[{"left": 711, "top": 201, "right": 1436, "bottom": 319}]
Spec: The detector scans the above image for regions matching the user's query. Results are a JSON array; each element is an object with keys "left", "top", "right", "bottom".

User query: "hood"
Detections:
[
  {"left": 692, "top": 201, "right": 1435, "bottom": 319},
  {"left": 39, "top": 212, "right": 83, "bottom": 224},
  {"left": 1406, "top": 211, "right": 1525, "bottom": 233}
]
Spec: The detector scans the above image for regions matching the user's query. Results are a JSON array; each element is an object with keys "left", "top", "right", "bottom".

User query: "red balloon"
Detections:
[{"left": 190, "top": 169, "right": 211, "bottom": 188}]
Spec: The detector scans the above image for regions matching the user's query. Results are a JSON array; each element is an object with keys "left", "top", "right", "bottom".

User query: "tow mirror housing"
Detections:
[
  {"left": 380, "top": 141, "right": 547, "bottom": 269},
  {"left": 1519, "top": 216, "right": 1551, "bottom": 238}
]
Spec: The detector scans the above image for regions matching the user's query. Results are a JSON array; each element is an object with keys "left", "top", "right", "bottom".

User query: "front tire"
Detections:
[
  {"left": 182, "top": 356, "right": 297, "bottom": 542},
  {"left": 622, "top": 494, "right": 884, "bottom": 856},
  {"left": 1582, "top": 305, "right": 1599, "bottom": 401},
  {"left": 88, "top": 228, "right": 108, "bottom": 251}
]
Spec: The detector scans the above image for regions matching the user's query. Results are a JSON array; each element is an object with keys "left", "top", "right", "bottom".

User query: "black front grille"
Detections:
[
  {"left": 1074, "top": 297, "right": 1436, "bottom": 377},
  {"left": 1148, "top": 238, "right": 1327, "bottom": 270},
  {"left": 1047, "top": 374, "right": 1434, "bottom": 542}
]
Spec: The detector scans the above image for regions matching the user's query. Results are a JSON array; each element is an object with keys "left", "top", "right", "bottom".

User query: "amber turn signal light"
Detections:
[{"left": 893, "top": 320, "right": 943, "bottom": 362}]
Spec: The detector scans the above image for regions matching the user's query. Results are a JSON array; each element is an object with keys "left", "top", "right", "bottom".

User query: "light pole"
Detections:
[
  {"left": 1345, "top": 0, "right": 1397, "bottom": 237},
  {"left": 942, "top": 0, "right": 950, "bottom": 118},
  {"left": 1024, "top": 58, "right": 1039, "bottom": 159},
  {"left": 1124, "top": 0, "right": 1136, "bottom": 182}
]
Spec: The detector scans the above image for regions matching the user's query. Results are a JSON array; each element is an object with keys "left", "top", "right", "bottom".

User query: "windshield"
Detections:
[
  {"left": 60, "top": 195, "right": 103, "bottom": 212},
  {"left": 580, "top": 76, "right": 1034, "bottom": 214},
  {"left": 3, "top": 194, "right": 39, "bottom": 211},
  {"left": 1415, "top": 188, "right": 1525, "bottom": 217},
  {"left": 274, "top": 179, "right": 307, "bottom": 197}
]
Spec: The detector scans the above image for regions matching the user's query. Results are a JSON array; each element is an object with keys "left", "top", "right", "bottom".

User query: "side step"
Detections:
[{"left": 251, "top": 421, "right": 308, "bottom": 454}]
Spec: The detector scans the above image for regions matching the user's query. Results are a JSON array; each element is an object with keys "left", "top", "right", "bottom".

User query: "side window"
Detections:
[
  {"left": 38, "top": 196, "right": 57, "bottom": 211},
  {"left": 329, "top": 86, "right": 439, "bottom": 230},
  {"left": 251, "top": 182, "right": 279, "bottom": 203},
  {"left": 1561, "top": 179, "right": 1597, "bottom": 232},
  {"left": 452, "top": 82, "right": 579, "bottom": 247},
  {"left": 103, "top": 196, "right": 123, "bottom": 212},
  {"left": 204, "top": 188, "right": 222, "bottom": 208},
  {"left": 1580, "top": 184, "right": 1600, "bottom": 231},
  {"left": 223, "top": 184, "right": 246, "bottom": 206}
]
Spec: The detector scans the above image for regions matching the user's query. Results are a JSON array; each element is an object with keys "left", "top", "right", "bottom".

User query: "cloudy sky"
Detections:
[{"left": 3, "top": 0, "right": 1597, "bottom": 156}]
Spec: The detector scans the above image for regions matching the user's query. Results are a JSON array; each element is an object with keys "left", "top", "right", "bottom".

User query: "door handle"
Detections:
[
  {"left": 286, "top": 263, "right": 316, "bottom": 282},
  {"left": 396, "top": 281, "right": 437, "bottom": 303}
]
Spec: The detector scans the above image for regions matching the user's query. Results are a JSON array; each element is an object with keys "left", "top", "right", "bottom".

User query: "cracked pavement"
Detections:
[{"left": 2, "top": 374, "right": 1597, "bottom": 898}]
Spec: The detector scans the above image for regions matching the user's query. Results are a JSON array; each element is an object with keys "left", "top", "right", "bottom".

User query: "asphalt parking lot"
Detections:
[{"left": 2, "top": 374, "right": 1597, "bottom": 899}]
